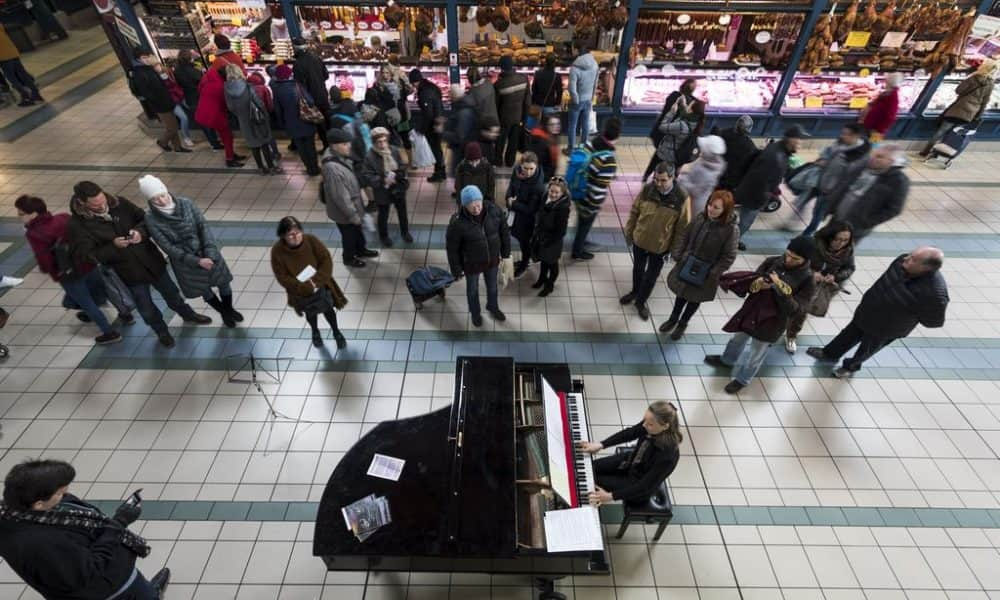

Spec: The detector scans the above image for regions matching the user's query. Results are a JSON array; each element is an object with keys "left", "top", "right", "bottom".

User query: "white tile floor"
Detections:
[{"left": 2, "top": 27, "right": 1000, "bottom": 600}]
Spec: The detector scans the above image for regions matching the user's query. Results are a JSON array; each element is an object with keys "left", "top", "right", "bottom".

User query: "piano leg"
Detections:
[{"left": 534, "top": 577, "right": 566, "bottom": 600}]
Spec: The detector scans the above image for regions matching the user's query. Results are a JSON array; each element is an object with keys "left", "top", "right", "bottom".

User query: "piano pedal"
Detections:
[{"left": 534, "top": 577, "right": 566, "bottom": 600}]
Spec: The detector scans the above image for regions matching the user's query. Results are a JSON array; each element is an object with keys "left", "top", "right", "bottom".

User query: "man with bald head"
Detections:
[
  {"left": 807, "top": 247, "right": 949, "bottom": 378},
  {"left": 831, "top": 143, "right": 909, "bottom": 242}
]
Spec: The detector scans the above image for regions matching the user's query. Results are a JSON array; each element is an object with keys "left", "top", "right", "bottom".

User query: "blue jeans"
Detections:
[
  {"left": 466, "top": 266, "right": 499, "bottom": 317},
  {"left": 0, "top": 58, "right": 40, "bottom": 102},
  {"left": 721, "top": 332, "right": 772, "bottom": 386},
  {"left": 572, "top": 212, "right": 597, "bottom": 256},
  {"left": 61, "top": 270, "right": 114, "bottom": 334},
  {"left": 566, "top": 102, "right": 591, "bottom": 151},
  {"left": 116, "top": 570, "right": 157, "bottom": 600},
  {"left": 173, "top": 105, "right": 191, "bottom": 140},
  {"left": 738, "top": 206, "right": 759, "bottom": 237},
  {"left": 127, "top": 271, "right": 197, "bottom": 335},
  {"left": 803, "top": 195, "right": 830, "bottom": 236}
]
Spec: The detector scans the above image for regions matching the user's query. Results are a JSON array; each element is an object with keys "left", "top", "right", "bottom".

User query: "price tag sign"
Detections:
[
  {"left": 805, "top": 96, "right": 824, "bottom": 108},
  {"left": 787, "top": 96, "right": 804, "bottom": 108},
  {"left": 844, "top": 31, "right": 872, "bottom": 48},
  {"left": 849, "top": 96, "right": 868, "bottom": 109},
  {"left": 859, "top": 67, "right": 871, "bottom": 77},
  {"left": 880, "top": 31, "right": 909, "bottom": 48},
  {"left": 232, "top": 16, "right": 243, "bottom": 26}
]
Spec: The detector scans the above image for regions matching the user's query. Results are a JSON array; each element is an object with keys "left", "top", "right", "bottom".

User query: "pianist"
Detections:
[{"left": 578, "top": 401, "right": 682, "bottom": 506}]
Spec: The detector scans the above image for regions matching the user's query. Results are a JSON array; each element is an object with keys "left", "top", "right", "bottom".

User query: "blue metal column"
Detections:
[
  {"left": 282, "top": 0, "right": 302, "bottom": 40},
  {"left": 767, "top": 0, "right": 827, "bottom": 119},
  {"left": 447, "top": 0, "right": 460, "bottom": 83},
  {"left": 611, "top": 0, "right": 643, "bottom": 117}
]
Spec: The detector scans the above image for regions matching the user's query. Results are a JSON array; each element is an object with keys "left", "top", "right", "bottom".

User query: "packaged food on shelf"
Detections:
[
  {"left": 623, "top": 67, "right": 780, "bottom": 111},
  {"left": 782, "top": 72, "right": 927, "bottom": 112},
  {"left": 295, "top": 5, "right": 447, "bottom": 64}
]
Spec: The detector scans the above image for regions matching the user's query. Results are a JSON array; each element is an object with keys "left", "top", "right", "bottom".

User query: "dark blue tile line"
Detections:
[
  {"left": 82, "top": 500, "right": 1000, "bottom": 528},
  {"left": 0, "top": 66, "right": 121, "bottom": 143},
  {"left": 34, "top": 44, "right": 114, "bottom": 89}
]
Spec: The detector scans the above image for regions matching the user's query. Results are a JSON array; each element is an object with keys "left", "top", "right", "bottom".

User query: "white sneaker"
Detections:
[
  {"left": 784, "top": 337, "right": 797, "bottom": 354},
  {"left": 182, "top": 137, "right": 195, "bottom": 148},
  {"left": 0, "top": 276, "right": 23, "bottom": 289}
]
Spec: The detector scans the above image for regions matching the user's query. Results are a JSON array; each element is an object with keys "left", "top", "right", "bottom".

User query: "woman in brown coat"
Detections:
[
  {"left": 660, "top": 190, "right": 739, "bottom": 340},
  {"left": 270, "top": 216, "right": 349, "bottom": 349}
]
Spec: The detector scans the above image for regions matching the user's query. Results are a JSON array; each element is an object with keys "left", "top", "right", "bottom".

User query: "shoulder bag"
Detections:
[
  {"left": 297, "top": 84, "right": 326, "bottom": 124},
  {"left": 677, "top": 220, "right": 712, "bottom": 287}
]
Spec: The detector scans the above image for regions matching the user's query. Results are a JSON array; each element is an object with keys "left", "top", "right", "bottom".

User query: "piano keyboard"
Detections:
[{"left": 566, "top": 392, "right": 595, "bottom": 506}]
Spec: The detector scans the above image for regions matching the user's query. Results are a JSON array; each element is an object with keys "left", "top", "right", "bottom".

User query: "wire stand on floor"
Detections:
[{"left": 226, "top": 353, "right": 296, "bottom": 454}]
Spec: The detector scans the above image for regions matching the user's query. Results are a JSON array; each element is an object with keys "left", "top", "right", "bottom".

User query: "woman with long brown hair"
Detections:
[{"left": 578, "top": 401, "right": 682, "bottom": 506}]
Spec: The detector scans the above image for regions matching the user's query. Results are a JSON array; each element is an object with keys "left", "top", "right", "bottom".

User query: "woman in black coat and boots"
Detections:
[
  {"left": 361, "top": 127, "right": 412, "bottom": 247},
  {"left": 531, "top": 176, "right": 571, "bottom": 297},
  {"left": 505, "top": 152, "right": 546, "bottom": 278},
  {"left": 660, "top": 190, "right": 739, "bottom": 341},
  {"left": 577, "top": 401, "right": 682, "bottom": 506}
]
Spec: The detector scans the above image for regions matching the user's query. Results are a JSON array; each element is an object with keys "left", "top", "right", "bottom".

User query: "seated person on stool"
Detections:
[{"left": 578, "top": 401, "right": 682, "bottom": 506}]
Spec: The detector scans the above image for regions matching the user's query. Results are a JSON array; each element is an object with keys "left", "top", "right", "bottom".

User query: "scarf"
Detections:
[
  {"left": 374, "top": 144, "right": 398, "bottom": 175},
  {"left": 153, "top": 197, "right": 176, "bottom": 215},
  {"left": 0, "top": 502, "right": 151, "bottom": 557},
  {"left": 618, "top": 438, "right": 652, "bottom": 472}
]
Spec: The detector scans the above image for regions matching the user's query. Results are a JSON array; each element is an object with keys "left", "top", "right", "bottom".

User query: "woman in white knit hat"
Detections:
[{"left": 139, "top": 174, "right": 243, "bottom": 328}]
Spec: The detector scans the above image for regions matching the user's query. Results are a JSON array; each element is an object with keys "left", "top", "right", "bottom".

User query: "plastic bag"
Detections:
[
  {"left": 498, "top": 257, "right": 515, "bottom": 289},
  {"left": 588, "top": 110, "right": 597, "bottom": 136},
  {"left": 409, "top": 131, "right": 435, "bottom": 168},
  {"left": 362, "top": 213, "right": 376, "bottom": 233}
]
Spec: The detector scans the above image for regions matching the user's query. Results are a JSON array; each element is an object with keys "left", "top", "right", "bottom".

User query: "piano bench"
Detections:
[{"left": 612, "top": 448, "right": 674, "bottom": 542}]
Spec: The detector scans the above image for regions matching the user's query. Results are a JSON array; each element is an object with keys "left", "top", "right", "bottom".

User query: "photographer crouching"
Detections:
[{"left": 0, "top": 459, "right": 170, "bottom": 599}]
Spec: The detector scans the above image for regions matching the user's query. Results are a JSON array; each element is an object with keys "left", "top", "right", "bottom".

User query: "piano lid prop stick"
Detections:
[{"left": 519, "top": 376, "right": 526, "bottom": 426}]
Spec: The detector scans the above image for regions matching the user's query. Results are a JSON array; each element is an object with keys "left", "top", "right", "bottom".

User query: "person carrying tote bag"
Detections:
[{"left": 660, "top": 190, "right": 739, "bottom": 341}]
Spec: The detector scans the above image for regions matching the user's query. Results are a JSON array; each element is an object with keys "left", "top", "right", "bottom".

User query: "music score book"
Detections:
[{"left": 543, "top": 506, "right": 604, "bottom": 552}]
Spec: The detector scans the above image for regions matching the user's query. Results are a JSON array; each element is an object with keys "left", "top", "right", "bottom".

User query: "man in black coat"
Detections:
[
  {"left": 292, "top": 38, "right": 331, "bottom": 150},
  {"left": 808, "top": 247, "right": 949, "bottom": 378},
  {"left": 832, "top": 143, "right": 910, "bottom": 243},
  {"left": 67, "top": 181, "right": 210, "bottom": 348},
  {"left": 494, "top": 56, "right": 531, "bottom": 167},
  {"left": 443, "top": 85, "right": 478, "bottom": 177},
  {"left": 531, "top": 54, "right": 563, "bottom": 116},
  {"left": 409, "top": 68, "right": 446, "bottom": 182},
  {"left": 447, "top": 185, "right": 511, "bottom": 327},
  {"left": 0, "top": 459, "right": 170, "bottom": 600},
  {"left": 130, "top": 48, "right": 187, "bottom": 153},
  {"left": 733, "top": 125, "right": 807, "bottom": 248},
  {"left": 716, "top": 114, "right": 758, "bottom": 191}
]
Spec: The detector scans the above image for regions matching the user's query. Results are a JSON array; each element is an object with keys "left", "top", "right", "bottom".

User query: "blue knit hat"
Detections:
[{"left": 460, "top": 185, "right": 483, "bottom": 206}]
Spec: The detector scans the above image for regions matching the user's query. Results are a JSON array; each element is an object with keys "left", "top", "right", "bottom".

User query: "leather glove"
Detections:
[{"left": 113, "top": 502, "right": 141, "bottom": 527}]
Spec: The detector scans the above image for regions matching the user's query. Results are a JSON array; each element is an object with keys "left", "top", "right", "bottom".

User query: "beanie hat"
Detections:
[
  {"left": 408, "top": 68, "right": 423, "bottom": 83},
  {"left": 464, "top": 141, "right": 482, "bottom": 160},
  {"left": 327, "top": 128, "right": 353, "bottom": 144},
  {"left": 499, "top": 56, "right": 514, "bottom": 72},
  {"left": 138, "top": 174, "right": 168, "bottom": 201},
  {"left": 602, "top": 117, "right": 621, "bottom": 141},
  {"left": 736, "top": 114, "right": 754, "bottom": 134},
  {"left": 370, "top": 126, "right": 391, "bottom": 140},
  {"left": 213, "top": 34, "right": 231, "bottom": 50},
  {"left": 275, "top": 64, "right": 293, "bottom": 80},
  {"left": 786, "top": 235, "right": 815, "bottom": 259},
  {"left": 697, "top": 135, "right": 726, "bottom": 157},
  {"left": 460, "top": 185, "right": 483, "bottom": 206}
]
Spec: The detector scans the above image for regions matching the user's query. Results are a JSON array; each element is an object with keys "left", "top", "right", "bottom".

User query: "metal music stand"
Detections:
[{"left": 226, "top": 353, "right": 295, "bottom": 453}]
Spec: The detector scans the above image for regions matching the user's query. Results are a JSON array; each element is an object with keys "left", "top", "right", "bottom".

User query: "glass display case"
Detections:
[
  {"left": 783, "top": 70, "right": 929, "bottom": 113},
  {"left": 622, "top": 9, "right": 806, "bottom": 112},
  {"left": 924, "top": 12, "right": 1000, "bottom": 116},
  {"left": 142, "top": 0, "right": 278, "bottom": 63}
]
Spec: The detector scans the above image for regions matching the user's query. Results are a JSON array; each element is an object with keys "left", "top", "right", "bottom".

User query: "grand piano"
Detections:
[{"left": 313, "top": 357, "right": 610, "bottom": 598}]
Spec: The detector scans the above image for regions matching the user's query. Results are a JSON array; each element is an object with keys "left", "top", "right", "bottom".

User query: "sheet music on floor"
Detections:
[
  {"left": 367, "top": 453, "right": 406, "bottom": 481},
  {"left": 543, "top": 506, "right": 604, "bottom": 552}
]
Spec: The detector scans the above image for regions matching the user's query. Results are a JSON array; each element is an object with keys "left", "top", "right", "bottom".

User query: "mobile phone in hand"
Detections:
[{"left": 125, "top": 488, "right": 143, "bottom": 506}]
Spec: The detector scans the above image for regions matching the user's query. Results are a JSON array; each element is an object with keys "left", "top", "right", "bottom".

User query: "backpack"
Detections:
[
  {"left": 249, "top": 93, "right": 267, "bottom": 124},
  {"left": 565, "top": 144, "right": 611, "bottom": 202},
  {"left": 318, "top": 155, "right": 338, "bottom": 205},
  {"left": 335, "top": 114, "right": 372, "bottom": 154}
]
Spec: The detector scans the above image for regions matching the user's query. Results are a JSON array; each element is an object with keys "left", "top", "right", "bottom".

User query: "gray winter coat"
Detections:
[
  {"left": 656, "top": 118, "right": 693, "bottom": 168},
  {"left": 322, "top": 150, "right": 366, "bottom": 226},
  {"left": 667, "top": 212, "right": 738, "bottom": 303},
  {"left": 467, "top": 80, "right": 499, "bottom": 124},
  {"left": 224, "top": 79, "right": 272, "bottom": 148},
  {"left": 145, "top": 196, "right": 233, "bottom": 298},
  {"left": 569, "top": 52, "right": 599, "bottom": 105},
  {"left": 677, "top": 154, "right": 727, "bottom": 215}
]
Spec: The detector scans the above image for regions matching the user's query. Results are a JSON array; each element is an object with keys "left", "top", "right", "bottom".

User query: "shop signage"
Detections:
[
  {"left": 880, "top": 31, "right": 908, "bottom": 48},
  {"left": 115, "top": 16, "right": 142, "bottom": 47},
  {"left": 844, "top": 31, "right": 872, "bottom": 48}
]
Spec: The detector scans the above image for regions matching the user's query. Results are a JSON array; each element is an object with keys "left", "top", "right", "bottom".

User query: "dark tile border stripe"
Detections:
[{"left": 35, "top": 44, "right": 114, "bottom": 89}]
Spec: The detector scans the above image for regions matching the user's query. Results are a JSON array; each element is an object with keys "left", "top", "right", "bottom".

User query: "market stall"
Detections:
[
  {"left": 142, "top": 0, "right": 280, "bottom": 63},
  {"left": 924, "top": 8, "right": 1000, "bottom": 117}
]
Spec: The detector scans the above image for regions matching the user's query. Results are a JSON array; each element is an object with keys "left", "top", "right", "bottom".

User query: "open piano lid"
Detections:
[{"left": 541, "top": 376, "right": 577, "bottom": 508}]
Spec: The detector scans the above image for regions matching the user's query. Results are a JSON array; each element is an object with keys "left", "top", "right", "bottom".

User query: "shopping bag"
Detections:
[
  {"left": 409, "top": 131, "right": 435, "bottom": 168},
  {"left": 498, "top": 257, "right": 515, "bottom": 289},
  {"left": 362, "top": 213, "right": 376, "bottom": 233},
  {"left": 588, "top": 110, "right": 597, "bottom": 135}
]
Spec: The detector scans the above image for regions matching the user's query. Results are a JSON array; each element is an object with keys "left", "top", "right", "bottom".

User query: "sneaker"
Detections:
[
  {"left": 832, "top": 367, "right": 853, "bottom": 379},
  {"left": 619, "top": 292, "right": 636, "bottom": 305},
  {"left": 724, "top": 380, "right": 745, "bottom": 394},
  {"left": 360, "top": 249, "right": 380, "bottom": 258},
  {"left": 488, "top": 308, "right": 506, "bottom": 322},
  {"left": 785, "top": 337, "right": 797, "bottom": 354},
  {"left": 806, "top": 346, "right": 831, "bottom": 361},
  {"left": 636, "top": 303, "right": 650, "bottom": 321},
  {"left": 182, "top": 137, "right": 195, "bottom": 148},
  {"left": 183, "top": 313, "right": 212, "bottom": 325},
  {"left": 471, "top": 313, "right": 483, "bottom": 327},
  {"left": 95, "top": 331, "right": 122, "bottom": 345},
  {"left": 402, "top": 232, "right": 414, "bottom": 244},
  {"left": 344, "top": 258, "right": 366, "bottom": 268},
  {"left": 572, "top": 251, "right": 594, "bottom": 260},
  {"left": 158, "top": 332, "right": 175, "bottom": 348},
  {"left": 76, "top": 311, "right": 92, "bottom": 323},
  {"left": 658, "top": 317, "right": 678, "bottom": 333},
  {"left": 150, "top": 568, "right": 171, "bottom": 595},
  {"left": 703, "top": 354, "right": 727, "bottom": 369},
  {"left": 118, "top": 313, "right": 135, "bottom": 325},
  {"left": 0, "top": 276, "right": 23, "bottom": 288}
]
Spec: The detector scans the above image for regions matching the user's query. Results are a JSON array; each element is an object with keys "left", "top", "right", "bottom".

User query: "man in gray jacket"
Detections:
[
  {"left": 567, "top": 42, "right": 599, "bottom": 153},
  {"left": 323, "top": 129, "right": 379, "bottom": 267}
]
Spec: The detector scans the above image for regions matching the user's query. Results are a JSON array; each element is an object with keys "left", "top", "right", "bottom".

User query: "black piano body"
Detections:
[{"left": 313, "top": 356, "right": 609, "bottom": 580}]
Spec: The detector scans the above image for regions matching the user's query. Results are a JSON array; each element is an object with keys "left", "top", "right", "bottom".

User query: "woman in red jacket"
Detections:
[
  {"left": 861, "top": 73, "right": 901, "bottom": 142},
  {"left": 15, "top": 195, "right": 122, "bottom": 345},
  {"left": 195, "top": 68, "right": 245, "bottom": 167}
]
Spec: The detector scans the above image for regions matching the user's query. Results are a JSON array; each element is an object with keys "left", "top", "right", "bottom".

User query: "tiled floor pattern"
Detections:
[{"left": 3, "top": 38, "right": 1000, "bottom": 600}]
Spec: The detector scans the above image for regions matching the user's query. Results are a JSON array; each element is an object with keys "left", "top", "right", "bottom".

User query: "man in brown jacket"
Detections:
[
  {"left": 0, "top": 24, "right": 42, "bottom": 106},
  {"left": 620, "top": 162, "right": 691, "bottom": 321}
]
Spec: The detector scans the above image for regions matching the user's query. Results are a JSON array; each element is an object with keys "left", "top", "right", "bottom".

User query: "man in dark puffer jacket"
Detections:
[
  {"left": 446, "top": 186, "right": 511, "bottom": 328},
  {"left": 808, "top": 247, "right": 949, "bottom": 378}
]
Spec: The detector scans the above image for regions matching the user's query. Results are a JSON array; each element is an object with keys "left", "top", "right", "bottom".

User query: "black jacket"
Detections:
[
  {"left": 734, "top": 139, "right": 789, "bottom": 210},
  {"left": 455, "top": 158, "right": 496, "bottom": 204},
  {"left": 494, "top": 70, "right": 531, "bottom": 126},
  {"left": 0, "top": 495, "right": 138, "bottom": 600},
  {"left": 835, "top": 166, "right": 910, "bottom": 239},
  {"left": 717, "top": 127, "right": 759, "bottom": 190},
  {"left": 173, "top": 62, "right": 203, "bottom": 109},
  {"left": 854, "top": 254, "right": 949, "bottom": 339},
  {"left": 67, "top": 196, "right": 167, "bottom": 285},
  {"left": 600, "top": 423, "right": 680, "bottom": 503},
  {"left": 505, "top": 165, "right": 546, "bottom": 241},
  {"left": 531, "top": 67, "right": 563, "bottom": 108},
  {"left": 446, "top": 202, "right": 511, "bottom": 277},
  {"left": 443, "top": 95, "right": 478, "bottom": 149},
  {"left": 293, "top": 48, "right": 330, "bottom": 110},
  {"left": 413, "top": 79, "right": 444, "bottom": 134},
  {"left": 531, "top": 195, "right": 570, "bottom": 265},
  {"left": 130, "top": 64, "right": 174, "bottom": 113}
]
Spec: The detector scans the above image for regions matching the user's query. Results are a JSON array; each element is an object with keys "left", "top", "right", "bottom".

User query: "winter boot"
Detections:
[
  {"left": 205, "top": 295, "right": 236, "bottom": 328},
  {"left": 221, "top": 294, "right": 244, "bottom": 323}
]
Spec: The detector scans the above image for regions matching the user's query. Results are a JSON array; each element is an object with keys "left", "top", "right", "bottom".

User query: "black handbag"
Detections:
[
  {"left": 296, "top": 286, "right": 335, "bottom": 317},
  {"left": 678, "top": 254, "right": 712, "bottom": 286}
]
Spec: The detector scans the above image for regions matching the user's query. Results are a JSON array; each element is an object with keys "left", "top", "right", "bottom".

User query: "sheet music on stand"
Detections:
[{"left": 543, "top": 506, "right": 604, "bottom": 552}]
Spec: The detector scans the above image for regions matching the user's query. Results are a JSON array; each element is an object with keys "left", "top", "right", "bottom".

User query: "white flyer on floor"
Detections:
[
  {"left": 544, "top": 506, "right": 604, "bottom": 552},
  {"left": 367, "top": 454, "right": 406, "bottom": 481}
]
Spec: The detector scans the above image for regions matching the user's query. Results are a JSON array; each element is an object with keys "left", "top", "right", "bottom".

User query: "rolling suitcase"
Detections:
[
  {"left": 406, "top": 266, "right": 454, "bottom": 309},
  {"left": 926, "top": 123, "right": 978, "bottom": 168}
]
